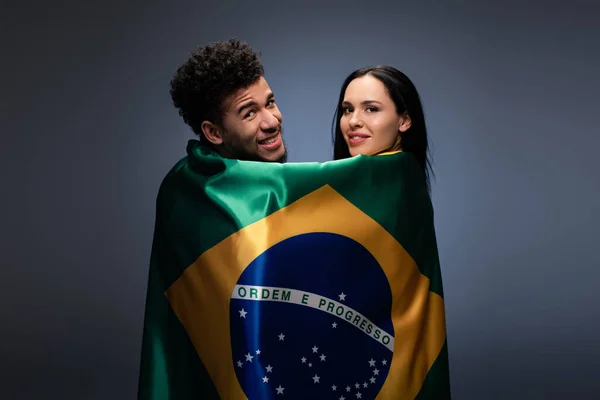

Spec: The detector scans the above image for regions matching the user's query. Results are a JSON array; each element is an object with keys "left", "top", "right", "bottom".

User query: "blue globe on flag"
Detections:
[{"left": 229, "top": 232, "right": 394, "bottom": 399}]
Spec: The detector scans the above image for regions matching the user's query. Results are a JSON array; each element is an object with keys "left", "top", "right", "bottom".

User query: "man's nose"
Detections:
[{"left": 260, "top": 110, "right": 280, "bottom": 131}]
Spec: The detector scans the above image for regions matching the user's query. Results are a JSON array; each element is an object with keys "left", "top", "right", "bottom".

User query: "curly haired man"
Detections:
[
  {"left": 138, "top": 39, "right": 287, "bottom": 400},
  {"left": 170, "top": 38, "right": 287, "bottom": 162}
]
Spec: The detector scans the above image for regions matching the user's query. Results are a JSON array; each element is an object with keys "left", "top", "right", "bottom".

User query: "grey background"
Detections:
[{"left": 1, "top": 0, "right": 599, "bottom": 399}]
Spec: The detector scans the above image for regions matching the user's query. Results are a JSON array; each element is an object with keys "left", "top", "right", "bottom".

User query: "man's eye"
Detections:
[
  {"left": 245, "top": 110, "right": 256, "bottom": 118},
  {"left": 267, "top": 100, "right": 275, "bottom": 107}
]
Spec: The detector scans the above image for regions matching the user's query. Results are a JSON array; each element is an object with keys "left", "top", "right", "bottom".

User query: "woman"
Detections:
[
  {"left": 330, "top": 67, "right": 450, "bottom": 399},
  {"left": 332, "top": 65, "right": 433, "bottom": 192}
]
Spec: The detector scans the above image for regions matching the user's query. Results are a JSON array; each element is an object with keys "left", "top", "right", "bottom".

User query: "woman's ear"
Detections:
[{"left": 398, "top": 113, "right": 412, "bottom": 133}]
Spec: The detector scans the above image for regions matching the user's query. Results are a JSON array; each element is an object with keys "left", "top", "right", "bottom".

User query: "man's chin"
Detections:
[
  {"left": 274, "top": 140, "right": 288, "bottom": 163},
  {"left": 276, "top": 148, "right": 287, "bottom": 163},
  {"left": 222, "top": 137, "right": 287, "bottom": 163},
  {"left": 260, "top": 139, "right": 287, "bottom": 163},
  {"left": 260, "top": 148, "right": 287, "bottom": 163},
  {"left": 258, "top": 136, "right": 287, "bottom": 163},
  {"left": 277, "top": 136, "right": 288, "bottom": 163}
]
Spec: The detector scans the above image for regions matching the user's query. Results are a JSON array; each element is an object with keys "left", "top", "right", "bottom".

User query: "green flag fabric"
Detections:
[{"left": 138, "top": 139, "right": 451, "bottom": 400}]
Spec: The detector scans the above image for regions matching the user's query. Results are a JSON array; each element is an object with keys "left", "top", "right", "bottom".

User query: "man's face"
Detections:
[{"left": 216, "top": 77, "right": 287, "bottom": 162}]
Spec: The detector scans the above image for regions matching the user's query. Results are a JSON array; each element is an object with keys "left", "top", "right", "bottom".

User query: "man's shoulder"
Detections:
[{"left": 156, "top": 155, "right": 190, "bottom": 198}]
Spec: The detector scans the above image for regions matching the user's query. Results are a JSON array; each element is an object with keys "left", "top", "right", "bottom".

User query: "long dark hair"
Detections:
[{"left": 332, "top": 66, "right": 433, "bottom": 192}]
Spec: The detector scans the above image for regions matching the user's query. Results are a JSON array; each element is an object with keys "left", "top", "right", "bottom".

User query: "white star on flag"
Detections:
[{"left": 233, "top": 297, "right": 391, "bottom": 397}]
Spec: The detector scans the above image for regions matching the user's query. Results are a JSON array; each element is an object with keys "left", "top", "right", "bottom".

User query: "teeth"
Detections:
[{"left": 262, "top": 136, "right": 276, "bottom": 144}]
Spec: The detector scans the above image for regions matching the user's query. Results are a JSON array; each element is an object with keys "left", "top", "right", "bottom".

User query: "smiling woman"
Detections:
[{"left": 332, "top": 66, "right": 432, "bottom": 192}]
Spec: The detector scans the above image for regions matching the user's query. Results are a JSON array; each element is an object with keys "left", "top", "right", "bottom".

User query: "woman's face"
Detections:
[{"left": 340, "top": 75, "right": 410, "bottom": 156}]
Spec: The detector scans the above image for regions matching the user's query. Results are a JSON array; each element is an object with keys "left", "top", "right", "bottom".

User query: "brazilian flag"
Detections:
[{"left": 138, "top": 139, "right": 451, "bottom": 400}]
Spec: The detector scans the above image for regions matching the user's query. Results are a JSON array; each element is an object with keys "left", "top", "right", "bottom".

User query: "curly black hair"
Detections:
[{"left": 170, "top": 38, "right": 264, "bottom": 139}]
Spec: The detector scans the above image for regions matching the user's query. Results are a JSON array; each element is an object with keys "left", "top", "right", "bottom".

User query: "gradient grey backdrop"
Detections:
[{"left": 2, "top": 0, "right": 599, "bottom": 399}]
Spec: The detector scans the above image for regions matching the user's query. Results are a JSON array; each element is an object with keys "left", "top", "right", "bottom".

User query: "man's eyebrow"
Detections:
[
  {"left": 237, "top": 101, "right": 258, "bottom": 115},
  {"left": 236, "top": 92, "right": 276, "bottom": 115}
]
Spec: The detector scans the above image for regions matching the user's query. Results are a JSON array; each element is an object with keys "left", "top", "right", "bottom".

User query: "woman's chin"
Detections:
[
  {"left": 350, "top": 148, "right": 375, "bottom": 157},
  {"left": 350, "top": 145, "right": 400, "bottom": 157}
]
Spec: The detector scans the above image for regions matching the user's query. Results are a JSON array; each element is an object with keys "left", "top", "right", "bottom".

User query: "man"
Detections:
[
  {"left": 138, "top": 39, "right": 287, "bottom": 399},
  {"left": 169, "top": 38, "right": 287, "bottom": 162}
]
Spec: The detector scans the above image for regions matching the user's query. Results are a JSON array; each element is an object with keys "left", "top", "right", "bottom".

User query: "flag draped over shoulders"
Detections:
[{"left": 138, "top": 139, "right": 451, "bottom": 400}]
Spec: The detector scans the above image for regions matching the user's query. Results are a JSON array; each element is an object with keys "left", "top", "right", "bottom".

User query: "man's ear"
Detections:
[
  {"left": 200, "top": 121, "right": 224, "bottom": 145},
  {"left": 398, "top": 113, "right": 412, "bottom": 133}
]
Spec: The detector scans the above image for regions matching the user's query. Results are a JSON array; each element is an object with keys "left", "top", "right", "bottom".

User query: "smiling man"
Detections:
[
  {"left": 169, "top": 38, "right": 287, "bottom": 162},
  {"left": 138, "top": 39, "right": 288, "bottom": 400}
]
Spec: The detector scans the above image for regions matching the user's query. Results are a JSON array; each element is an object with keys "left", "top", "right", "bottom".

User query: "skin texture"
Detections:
[
  {"left": 201, "top": 77, "right": 286, "bottom": 162},
  {"left": 340, "top": 75, "right": 411, "bottom": 156}
]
